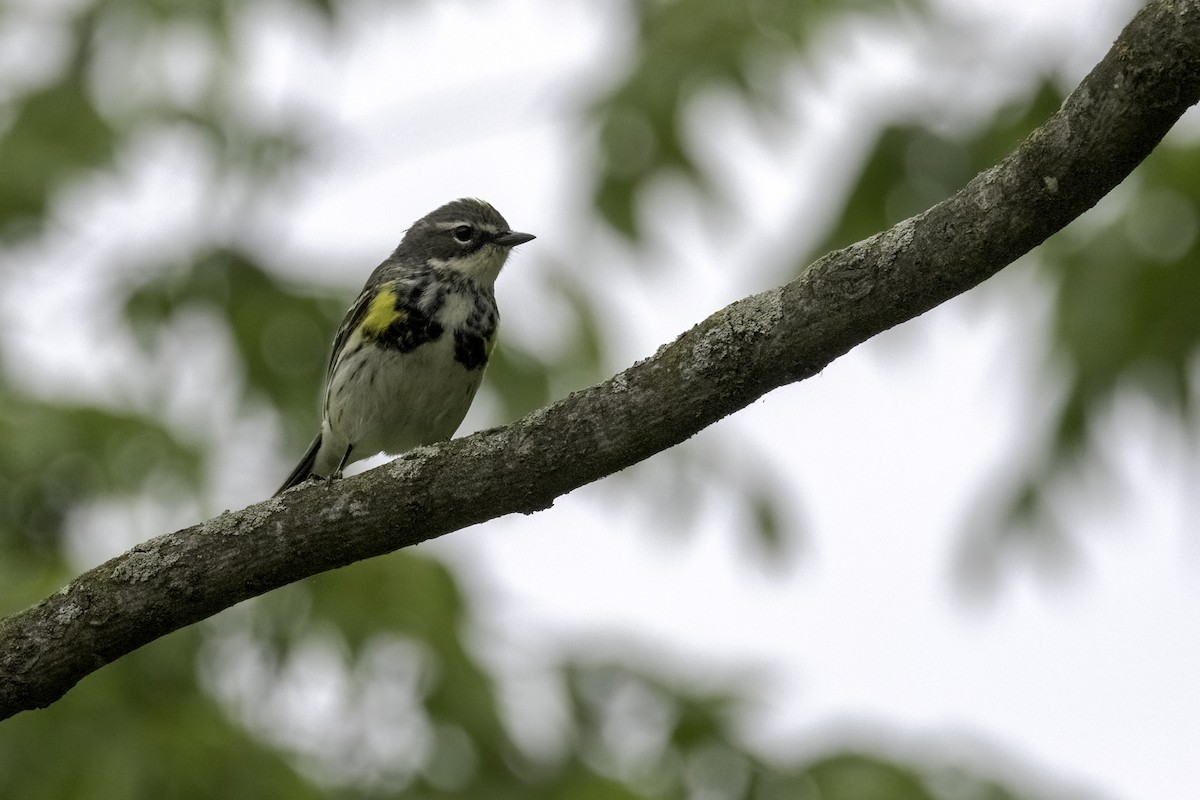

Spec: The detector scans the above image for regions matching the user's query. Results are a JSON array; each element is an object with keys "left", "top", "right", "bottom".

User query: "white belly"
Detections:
[{"left": 314, "top": 333, "right": 484, "bottom": 477}]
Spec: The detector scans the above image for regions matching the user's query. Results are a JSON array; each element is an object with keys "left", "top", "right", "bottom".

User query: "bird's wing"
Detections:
[{"left": 325, "top": 282, "right": 380, "bottom": 380}]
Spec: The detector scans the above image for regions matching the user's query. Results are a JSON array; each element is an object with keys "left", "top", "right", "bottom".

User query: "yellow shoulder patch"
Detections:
[{"left": 361, "top": 284, "right": 406, "bottom": 337}]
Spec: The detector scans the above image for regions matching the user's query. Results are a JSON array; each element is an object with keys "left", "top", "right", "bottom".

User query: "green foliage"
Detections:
[
  {"left": 955, "top": 137, "right": 1200, "bottom": 581},
  {"left": 0, "top": 79, "right": 116, "bottom": 232},
  {"left": 811, "top": 82, "right": 1067, "bottom": 259},
  {"left": 124, "top": 248, "right": 345, "bottom": 444},
  {"left": 1045, "top": 141, "right": 1200, "bottom": 438},
  {"left": 0, "top": 0, "right": 1181, "bottom": 796},
  {"left": 0, "top": 391, "right": 202, "bottom": 551},
  {"left": 807, "top": 754, "right": 928, "bottom": 798},
  {"left": 0, "top": 628, "right": 328, "bottom": 800},
  {"left": 486, "top": 268, "right": 612, "bottom": 422},
  {"left": 487, "top": 343, "right": 556, "bottom": 422},
  {"left": 285, "top": 555, "right": 512, "bottom": 753},
  {"left": 808, "top": 75, "right": 1200, "bottom": 572},
  {"left": 592, "top": 0, "right": 924, "bottom": 237}
]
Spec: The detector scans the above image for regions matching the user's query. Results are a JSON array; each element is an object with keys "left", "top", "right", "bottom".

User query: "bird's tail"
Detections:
[{"left": 275, "top": 433, "right": 323, "bottom": 496}]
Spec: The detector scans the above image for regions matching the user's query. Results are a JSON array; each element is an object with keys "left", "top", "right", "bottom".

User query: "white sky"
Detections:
[{"left": 13, "top": 0, "right": 1199, "bottom": 796}]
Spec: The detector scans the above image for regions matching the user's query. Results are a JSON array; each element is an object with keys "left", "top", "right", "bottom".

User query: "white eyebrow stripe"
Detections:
[{"left": 434, "top": 220, "right": 502, "bottom": 233}]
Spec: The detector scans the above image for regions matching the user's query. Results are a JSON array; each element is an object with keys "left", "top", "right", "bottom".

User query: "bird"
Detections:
[{"left": 275, "top": 198, "right": 534, "bottom": 496}]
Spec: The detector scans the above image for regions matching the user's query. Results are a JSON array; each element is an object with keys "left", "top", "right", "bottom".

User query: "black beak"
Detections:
[{"left": 493, "top": 230, "right": 536, "bottom": 247}]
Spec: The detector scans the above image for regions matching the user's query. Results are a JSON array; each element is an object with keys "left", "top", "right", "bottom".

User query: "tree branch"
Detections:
[{"left": 3, "top": 0, "right": 1198, "bottom": 721}]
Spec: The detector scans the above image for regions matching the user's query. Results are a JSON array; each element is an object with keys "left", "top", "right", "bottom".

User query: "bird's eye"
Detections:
[{"left": 452, "top": 225, "right": 474, "bottom": 243}]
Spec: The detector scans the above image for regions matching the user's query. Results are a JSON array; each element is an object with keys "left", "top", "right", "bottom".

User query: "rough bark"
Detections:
[{"left": 2, "top": 0, "right": 1198, "bottom": 720}]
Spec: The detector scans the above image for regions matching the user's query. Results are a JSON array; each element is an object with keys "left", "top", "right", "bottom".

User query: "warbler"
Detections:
[{"left": 276, "top": 198, "right": 534, "bottom": 495}]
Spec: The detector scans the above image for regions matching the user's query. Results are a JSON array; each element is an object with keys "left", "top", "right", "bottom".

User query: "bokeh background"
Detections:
[{"left": 2, "top": 0, "right": 1199, "bottom": 797}]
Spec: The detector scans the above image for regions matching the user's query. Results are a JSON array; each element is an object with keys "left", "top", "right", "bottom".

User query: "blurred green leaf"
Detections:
[
  {"left": 812, "top": 78, "right": 1197, "bottom": 572},
  {"left": 811, "top": 82, "right": 1067, "bottom": 260},
  {"left": 0, "top": 79, "right": 116, "bottom": 235},
  {"left": 0, "top": 392, "right": 202, "bottom": 553},
  {"left": 244, "top": 553, "right": 463, "bottom": 658},
  {"left": 807, "top": 753, "right": 931, "bottom": 800},
  {"left": 0, "top": 628, "right": 327, "bottom": 800},
  {"left": 950, "top": 137, "right": 1200, "bottom": 579},
  {"left": 304, "top": 553, "right": 467, "bottom": 655},
  {"left": 592, "top": 0, "right": 925, "bottom": 238},
  {"left": 297, "top": 0, "right": 337, "bottom": 21},
  {"left": 487, "top": 267, "right": 611, "bottom": 423},
  {"left": 123, "top": 248, "right": 344, "bottom": 443},
  {"left": 1045, "top": 142, "right": 1200, "bottom": 429},
  {"left": 487, "top": 343, "right": 555, "bottom": 423},
  {"left": 252, "top": 552, "right": 512, "bottom": 769},
  {"left": 746, "top": 480, "right": 788, "bottom": 559}
]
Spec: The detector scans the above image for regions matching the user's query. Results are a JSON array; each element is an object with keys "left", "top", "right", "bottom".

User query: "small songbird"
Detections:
[{"left": 276, "top": 198, "right": 534, "bottom": 495}]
